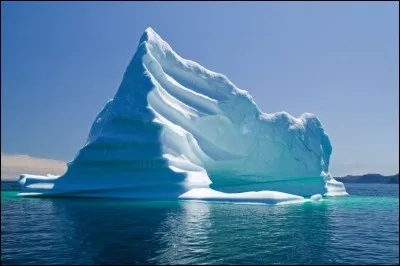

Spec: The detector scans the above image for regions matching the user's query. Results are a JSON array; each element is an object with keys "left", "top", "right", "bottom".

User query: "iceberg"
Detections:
[{"left": 18, "top": 27, "right": 348, "bottom": 203}]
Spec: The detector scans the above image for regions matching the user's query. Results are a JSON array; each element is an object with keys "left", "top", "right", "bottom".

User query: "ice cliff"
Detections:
[{"left": 19, "top": 27, "right": 347, "bottom": 203}]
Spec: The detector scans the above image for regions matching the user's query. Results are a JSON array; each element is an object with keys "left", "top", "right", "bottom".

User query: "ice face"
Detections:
[{"left": 18, "top": 27, "right": 348, "bottom": 202}]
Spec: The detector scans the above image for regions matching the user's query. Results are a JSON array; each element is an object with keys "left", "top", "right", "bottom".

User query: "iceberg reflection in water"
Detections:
[{"left": 2, "top": 183, "right": 399, "bottom": 264}]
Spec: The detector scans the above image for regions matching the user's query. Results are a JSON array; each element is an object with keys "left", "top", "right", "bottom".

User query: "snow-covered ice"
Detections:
[
  {"left": 310, "top": 194, "right": 323, "bottom": 201},
  {"left": 18, "top": 27, "right": 348, "bottom": 203}
]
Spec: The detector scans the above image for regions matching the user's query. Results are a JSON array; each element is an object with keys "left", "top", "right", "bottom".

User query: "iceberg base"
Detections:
[{"left": 19, "top": 173, "right": 309, "bottom": 205}]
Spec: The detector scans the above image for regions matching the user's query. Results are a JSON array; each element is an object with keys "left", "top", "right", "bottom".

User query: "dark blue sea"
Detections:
[{"left": 1, "top": 182, "right": 399, "bottom": 265}]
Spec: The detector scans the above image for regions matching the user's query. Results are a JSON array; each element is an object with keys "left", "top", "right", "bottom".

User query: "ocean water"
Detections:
[{"left": 1, "top": 182, "right": 399, "bottom": 265}]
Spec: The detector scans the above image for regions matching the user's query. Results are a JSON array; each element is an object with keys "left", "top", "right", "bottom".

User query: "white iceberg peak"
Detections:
[{"left": 141, "top": 27, "right": 160, "bottom": 42}]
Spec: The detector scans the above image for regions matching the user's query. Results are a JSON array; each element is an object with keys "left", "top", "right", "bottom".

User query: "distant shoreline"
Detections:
[{"left": 335, "top": 173, "right": 399, "bottom": 184}]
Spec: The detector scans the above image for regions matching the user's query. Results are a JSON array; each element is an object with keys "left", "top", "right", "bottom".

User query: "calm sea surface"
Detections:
[{"left": 1, "top": 182, "right": 399, "bottom": 265}]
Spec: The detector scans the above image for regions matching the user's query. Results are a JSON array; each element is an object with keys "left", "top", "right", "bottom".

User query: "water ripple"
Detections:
[{"left": 1, "top": 183, "right": 399, "bottom": 265}]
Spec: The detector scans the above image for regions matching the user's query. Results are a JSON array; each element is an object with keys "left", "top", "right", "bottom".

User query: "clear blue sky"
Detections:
[{"left": 1, "top": 2, "right": 398, "bottom": 176}]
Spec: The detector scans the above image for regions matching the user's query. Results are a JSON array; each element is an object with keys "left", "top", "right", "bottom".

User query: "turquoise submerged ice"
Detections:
[{"left": 19, "top": 28, "right": 347, "bottom": 203}]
